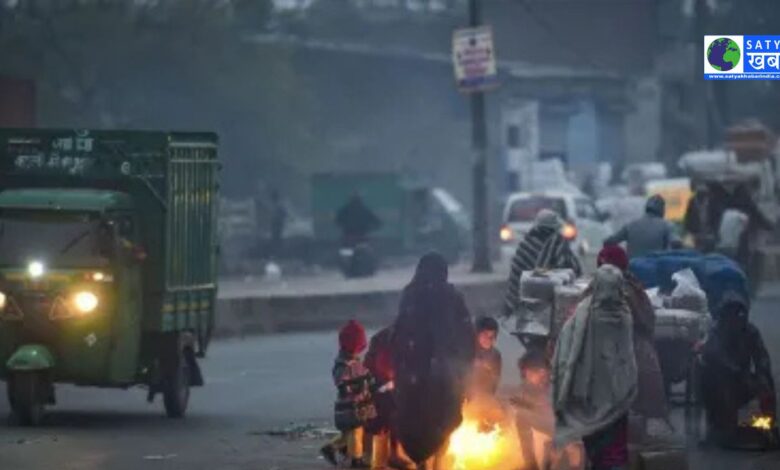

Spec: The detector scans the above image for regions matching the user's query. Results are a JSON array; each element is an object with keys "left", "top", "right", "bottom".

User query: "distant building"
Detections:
[{"left": 255, "top": 0, "right": 662, "bottom": 202}]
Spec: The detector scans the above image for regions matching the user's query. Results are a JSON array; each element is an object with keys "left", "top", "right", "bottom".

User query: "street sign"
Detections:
[{"left": 452, "top": 26, "right": 498, "bottom": 93}]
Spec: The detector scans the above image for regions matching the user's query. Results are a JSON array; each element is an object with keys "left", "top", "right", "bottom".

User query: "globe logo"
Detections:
[{"left": 707, "top": 38, "right": 741, "bottom": 71}]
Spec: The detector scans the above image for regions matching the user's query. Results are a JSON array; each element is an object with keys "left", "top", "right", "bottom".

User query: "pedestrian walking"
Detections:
[
  {"left": 504, "top": 209, "right": 582, "bottom": 317},
  {"left": 553, "top": 265, "right": 638, "bottom": 470}
]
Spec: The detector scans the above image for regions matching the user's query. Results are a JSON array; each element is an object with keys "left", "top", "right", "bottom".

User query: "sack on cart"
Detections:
[
  {"left": 552, "top": 283, "right": 588, "bottom": 337},
  {"left": 518, "top": 269, "right": 575, "bottom": 303},
  {"left": 664, "top": 268, "right": 708, "bottom": 314},
  {"left": 514, "top": 269, "right": 578, "bottom": 339},
  {"left": 514, "top": 297, "right": 553, "bottom": 337},
  {"left": 654, "top": 308, "right": 708, "bottom": 343}
]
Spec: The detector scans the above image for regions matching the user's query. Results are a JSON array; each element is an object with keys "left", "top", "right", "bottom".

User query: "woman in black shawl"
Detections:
[{"left": 392, "top": 253, "right": 476, "bottom": 468}]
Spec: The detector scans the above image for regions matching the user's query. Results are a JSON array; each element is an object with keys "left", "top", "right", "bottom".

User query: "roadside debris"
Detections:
[{"left": 254, "top": 423, "right": 339, "bottom": 441}]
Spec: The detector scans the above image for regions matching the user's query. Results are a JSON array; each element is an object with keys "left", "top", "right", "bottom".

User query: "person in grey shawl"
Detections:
[
  {"left": 504, "top": 209, "right": 583, "bottom": 317},
  {"left": 552, "top": 265, "right": 638, "bottom": 470}
]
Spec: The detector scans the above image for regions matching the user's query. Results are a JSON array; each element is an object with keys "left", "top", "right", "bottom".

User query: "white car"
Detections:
[{"left": 500, "top": 191, "right": 613, "bottom": 268}]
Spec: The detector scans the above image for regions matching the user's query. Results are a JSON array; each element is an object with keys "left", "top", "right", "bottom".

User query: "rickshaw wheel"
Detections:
[
  {"left": 7, "top": 372, "right": 45, "bottom": 426},
  {"left": 162, "top": 344, "right": 191, "bottom": 419}
]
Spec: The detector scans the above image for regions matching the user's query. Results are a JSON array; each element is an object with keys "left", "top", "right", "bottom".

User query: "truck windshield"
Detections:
[{"left": 0, "top": 212, "right": 110, "bottom": 268}]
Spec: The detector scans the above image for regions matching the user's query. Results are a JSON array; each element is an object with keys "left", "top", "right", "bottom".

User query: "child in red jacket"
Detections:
[{"left": 322, "top": 320, "right": 375, "bottom": 469}]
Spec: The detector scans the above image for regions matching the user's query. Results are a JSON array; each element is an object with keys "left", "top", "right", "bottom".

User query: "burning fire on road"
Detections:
[{"left": 443, "top": 397, "right": 524, "bottom": 470}]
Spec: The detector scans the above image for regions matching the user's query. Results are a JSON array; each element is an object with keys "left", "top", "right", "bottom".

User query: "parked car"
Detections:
[{"left": 500, "top": 191, "right": 612, "bottom": 269}]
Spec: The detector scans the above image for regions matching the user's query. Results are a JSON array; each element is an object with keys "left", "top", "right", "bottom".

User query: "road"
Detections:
[{"left": 2, "top": 293, "right": 780, "bottom": 469}]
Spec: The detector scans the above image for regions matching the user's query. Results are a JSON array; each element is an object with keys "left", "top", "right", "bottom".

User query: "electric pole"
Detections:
[
  {"left": 469, "top": 0, "right": 492, "bottom": 273},
  {"left": 694, "top": 0, "right": 715, "bottom": 147}
]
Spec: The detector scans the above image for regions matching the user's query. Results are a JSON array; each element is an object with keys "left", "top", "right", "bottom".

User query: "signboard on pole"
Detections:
[{"left": 452, "top": 26, "right": 498, "bottom": 93}]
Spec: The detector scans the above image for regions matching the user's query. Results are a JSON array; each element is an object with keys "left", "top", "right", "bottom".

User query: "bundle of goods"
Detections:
[
  {"left": 651, "top": 270, "right": 710, "bottom": 385},
  {"left": 513, "top": 269, "right": 577, "bottom": 339},
  {"left": 629, "top": 250, "right": 748, "bottom": 313},
  {"left": 631, "top": 254, "right": 723, "bottom": 393},
  {"left": 654, "top": 309, "right": 708, "bottom": 344},
  {"left": 551, "top": 280, "right": 590, "bottom": 337}
]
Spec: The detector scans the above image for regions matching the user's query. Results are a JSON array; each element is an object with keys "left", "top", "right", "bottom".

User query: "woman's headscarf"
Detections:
[
  {"left": 553, "top": 265, "right": 638, "bottom": 446},
  {"left": 597, "top": 244, "right": 629, "bottom": 272},
  {"left": 412, "top": 251, "right": 449, "bottom": 287}
]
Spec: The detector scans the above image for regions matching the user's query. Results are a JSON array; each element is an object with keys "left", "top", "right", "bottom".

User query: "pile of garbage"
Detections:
[{"left": 259, "top": 423, "right": 340, "bottom": 441}]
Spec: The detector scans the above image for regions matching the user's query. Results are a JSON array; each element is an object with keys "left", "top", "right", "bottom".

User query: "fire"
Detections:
[
  {"left": 447, "top": 420, "right": 504, "bottom": 469},
  {"left": 444, "top": 398, "right": 523, "bottom": 470},
  {"left": 752, "top": 415, "right": 773, "bottom": 431}
]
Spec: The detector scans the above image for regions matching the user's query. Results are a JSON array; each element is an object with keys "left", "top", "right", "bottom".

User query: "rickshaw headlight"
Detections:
[
  {"left": 0, "top": 292, "right": 6, "bottom": 311},
  {"left": 73, "top": 291, "right": 99, "bottom": 314}
]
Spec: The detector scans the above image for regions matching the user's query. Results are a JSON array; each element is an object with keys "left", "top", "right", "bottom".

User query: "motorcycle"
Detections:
[{"left": 338, "top": 238, "right": 377, "bottom": 278}]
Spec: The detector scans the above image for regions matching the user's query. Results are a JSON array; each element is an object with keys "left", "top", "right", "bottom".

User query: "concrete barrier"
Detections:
[{"left": 214, "top": 276, "right": 507, "bottom": 337}]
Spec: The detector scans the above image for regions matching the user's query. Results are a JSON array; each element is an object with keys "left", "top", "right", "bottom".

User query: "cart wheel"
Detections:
[
  {"left": 162, "top": 344, "right": 191, "bottom": 419},
  {"left": 8, "top": 372, "right": 45, "bottom": 426}
]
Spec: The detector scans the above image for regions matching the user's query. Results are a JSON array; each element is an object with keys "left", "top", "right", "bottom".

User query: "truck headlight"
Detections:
[
  {"left": 28, "top": 260, "right": 45, "bottom": 278},
  {"left": 0, "top": 291, "right": 6, "bottom": 310},
  {"left": 73, "top": 291, "right": 99, "bottom": 314}
]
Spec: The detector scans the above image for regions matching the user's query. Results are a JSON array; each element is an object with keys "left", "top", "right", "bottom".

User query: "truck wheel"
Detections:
[
  {"left": 7, "top": 372, "right": 45, "bottom": 426},
  {"left": 162, "top": 345, "right": 191, "bottom": 419}
]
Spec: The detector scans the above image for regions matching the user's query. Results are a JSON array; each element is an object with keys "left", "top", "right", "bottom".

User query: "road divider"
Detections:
[{"left": 214, "top": 276, "right": 507, "bottom": 336}]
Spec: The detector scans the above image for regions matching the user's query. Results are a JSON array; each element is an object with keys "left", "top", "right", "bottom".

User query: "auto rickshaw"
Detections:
[{"left": 0, "top": 129, "right": 220, "bottom": 425}]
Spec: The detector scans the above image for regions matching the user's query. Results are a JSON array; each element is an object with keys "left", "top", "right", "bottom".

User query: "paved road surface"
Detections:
[{"left": 2, "top": 294, "right": 780, "bottom": 469}]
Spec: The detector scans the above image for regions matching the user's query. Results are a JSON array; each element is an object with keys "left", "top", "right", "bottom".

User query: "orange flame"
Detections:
[{"left": 444, "top": 398, "right": 524, "bottom": 470}]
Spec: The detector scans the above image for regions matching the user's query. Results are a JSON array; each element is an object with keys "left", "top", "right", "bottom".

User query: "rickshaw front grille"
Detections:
[{"left": 2, "top": 292, "right": 63, "bottom": 343}]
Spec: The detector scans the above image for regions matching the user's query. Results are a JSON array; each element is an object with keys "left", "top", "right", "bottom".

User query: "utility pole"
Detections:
[
  {"left": 469, "top": 0, "right": 492, "bottom": 273},
  {"left": 694, "top": 0, "right": 715, "bottom": 147}
]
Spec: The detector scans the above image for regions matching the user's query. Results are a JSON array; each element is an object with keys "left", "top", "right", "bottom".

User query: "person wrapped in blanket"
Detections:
[
  {"left": 596, "top": 245, "right": 668, "bottom": 426},
  {"left": 504, "top": 209, "right": 582, "bottom": 318},
  {"left": 322, "top": 320, "right": 377, "bottom": 469},
  {"left": 699, "top": 291, "right": 777, "bottom": 446},
  {"left": 553, "top": 265, "right": 638, "bottom": 470}
]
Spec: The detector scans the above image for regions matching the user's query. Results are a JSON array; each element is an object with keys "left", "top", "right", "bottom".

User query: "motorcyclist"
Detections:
[
  {"left": 604, "top": 195, "right": 678, "bottom": 259},
  {"left": 336, "top": 193, "right": 382, "bottom": 247}
]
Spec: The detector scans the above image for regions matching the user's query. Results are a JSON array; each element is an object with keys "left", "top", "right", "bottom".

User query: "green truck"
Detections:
[
  {"left": 0, "top": 129, "right": 219, "bottom": 424},
  {"left": 311, "top": 172, "right": 470, "bottom": 264}
]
